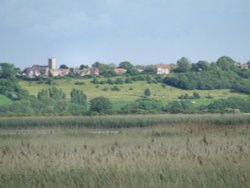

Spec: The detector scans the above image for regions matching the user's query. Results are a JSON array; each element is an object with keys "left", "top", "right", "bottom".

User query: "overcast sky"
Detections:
[{"left": 0, "top": 0, "right": 249, "bottom": 69}]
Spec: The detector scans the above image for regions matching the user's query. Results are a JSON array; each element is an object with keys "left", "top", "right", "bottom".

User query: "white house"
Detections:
[{"left": 155, "top": 64, "right": 170, "bottom": 74}]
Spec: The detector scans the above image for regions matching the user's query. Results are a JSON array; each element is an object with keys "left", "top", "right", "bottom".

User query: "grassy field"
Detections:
[
  {"left": 19, "top": 77, "right": 249, "bottom": 109},
  {"left": 0, "top": 116, "right": 249, "bottom": 188},
  {"left": 0, "top": 94, "right": 12, "bottom": 105}
]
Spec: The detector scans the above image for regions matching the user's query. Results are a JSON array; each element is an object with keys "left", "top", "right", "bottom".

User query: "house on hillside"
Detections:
[
  {"left": 91, "top": 68, "right": 99, "bottom": 76},
  {"left": 73, "top": 68, "right": 99, "bottom": 76},
  {"left": 50, "top": 69, "right": 70, "bottom": 77},
  {"left": 240, "top": 61, "right": 250, "bottom": 69},
  {"left": 155, "top": 64, "right": 170, "bottom": 74},
  {"left": 113, "top": 68, "right": 127, "bottom": 74},
  {"left": 23, "top": 65, "right": 49, "bottom": 77},
  {"left": 135, "top": 65, "right": 145, "bottom": 73}
]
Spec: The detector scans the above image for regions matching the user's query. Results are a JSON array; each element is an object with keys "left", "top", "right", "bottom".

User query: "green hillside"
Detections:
[
  {"left": 19, "top": 77, "right": 249, "bottom": 110},
  {"left": 0, "top": 94, "right": 12, "bottom": 105}
]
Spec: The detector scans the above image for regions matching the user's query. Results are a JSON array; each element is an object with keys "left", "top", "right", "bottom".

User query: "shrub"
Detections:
[
  {"left": 166, "top": 101, "right": 196, "bottom": 113},
  {"left": 115, "top": 78, "right": 124, "bottom": 84},
  {"left": 207, "top": 97, "right": 250, "bottom": 113},
  {"left": 122, "top": 98, "right": 163, "bottom": 113},
  {"left": 70, "top": 89, "right": 87, "bottom": 107},
  {"left": 90, "top": 97, "right": 112, "bottom": 114},
  {"left": 111, "top": 86, "right": 120, "bottom": 91},
  {"left": 74, "top": 81, "right": 85, "bottom": 85},
  {"left": 144, "top": 88, "right": 151, "bottom": 97}
]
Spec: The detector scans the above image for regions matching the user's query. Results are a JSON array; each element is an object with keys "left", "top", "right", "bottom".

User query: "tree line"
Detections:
[
  {"left": 164, "top": 56, "right": 250, "bottom": 94},
  {"left": 0, "top": 86, "right": 113, "bottom": 116}
]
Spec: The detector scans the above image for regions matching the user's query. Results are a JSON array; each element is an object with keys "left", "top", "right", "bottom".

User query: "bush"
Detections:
[
  {"left": 115, "top": 78, "right": 124, "bottom": 84},
  {"left": 165, "top": 101, "right": 196, "bottom": 113},
  {"left": 231, "top": 80, "right": 250, "bottom": 95},
  {"left": 90, "top": 97, "right": 112, "bottom": 114},
  {"left": 122, "top": 98, "right": 163, "bottom": 113},
  {"left": 125, "top": 78, "right": 133, "bottom": 84},
  {"left": 144, "top": 88, "right": 151, "bottom": 97},
  {"left": 178, "top": 92, "right": 200, "bottom": 100},
  {"left": 37, "top": 87, "right": 66, "bottom": 101},
  {"left": 111, "top": 86, "right": 120, "bottom": 91},
  {"left": 74, "top": 81, "right": 85, "bottom": 85},
  {"left": 207, "top": 97, "right": 250, "bottom": 113}
]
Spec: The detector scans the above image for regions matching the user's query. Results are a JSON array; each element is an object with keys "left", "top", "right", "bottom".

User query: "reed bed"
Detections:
[
  {"left": 0, "top": 123, "right": 250, "bottom": 188},
  {"left": 0, "top": 113, "right": 250, "bottom": 129}
]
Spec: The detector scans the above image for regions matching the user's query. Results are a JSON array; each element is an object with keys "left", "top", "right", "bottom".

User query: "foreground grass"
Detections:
[{"left": 0, "top": 116, "right": 250, "bottom": 188}]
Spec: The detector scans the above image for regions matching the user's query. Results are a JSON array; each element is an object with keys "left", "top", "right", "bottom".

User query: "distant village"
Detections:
[
  {"left": 22, "top": 58, "right": 172, "bottom": 78},
  {"left": 21, "top": 57, "right": 250, "bottom": 78}
]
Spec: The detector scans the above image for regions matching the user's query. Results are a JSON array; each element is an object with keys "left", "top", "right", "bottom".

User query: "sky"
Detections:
[{"left": 0, "top": 0, "right": 250, "bottom": 69}]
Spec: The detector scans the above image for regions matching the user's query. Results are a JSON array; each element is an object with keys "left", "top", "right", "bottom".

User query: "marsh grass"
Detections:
[
  {"left": 1, "top": 114, "right": 250, "bottom": 129},
  {"left": 0, "top": 121, "right": 249, "bottom": 188}
]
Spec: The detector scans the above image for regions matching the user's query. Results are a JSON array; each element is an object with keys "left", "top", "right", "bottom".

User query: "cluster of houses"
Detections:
[
  {"left": 22, "top": 58, "right": 172, "bottom": 78},
  {"left": 240, "top": 61, "right": 250, "bottom": 69},
  {"left": 22, "top": 58, "right": 250, "bottom": 78},
  {"left": 22, "top": 58, "right": 100, "bottom": 78}
]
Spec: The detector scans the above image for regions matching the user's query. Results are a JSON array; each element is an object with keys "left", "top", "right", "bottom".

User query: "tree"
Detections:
[
  {"left": 216, "top": 56, "right": 236, "bottom": 71},
  {"left": 115, "top": 78, "right": 124, "bottom": 84},
  {"left": 193, "top": 92, "right": 200, "bottom": 99},
  {"left": 175, "top": 57, "right": 191, "bottom": 72},
  {"left": 70, "top": 89, "right": 87, "bottom": 107},
  {"left": 119, "top": 61, "right": 138, "bottom": 74},
  {"left": 166, "top": 101, "right": 195, "bottom": 113},
  {"left": 92, "top": 62, "right": 101, "bottom": 68},
  {"left": 90, "top": 97, "right": 112, "bottom": 113},
  {"left": 122, "top": 98, "right": 163, "bottom": 112},
  {"left": 37, "top": 87, "right": 66, "bottom": 101},
  {"left": 0, "top": 63, "right": 27, "bottom": 99},
  {"left": 192, "top": 61, "right": 210, "bottom": 72},
  {"left": 143, "top": 65, "right": 156, "bottom": 74},
  {"left": 59, "top": 64, "right": 69, "bottom": 69},
  {"left": 79, "top": 64, "right": 89, "bottom": 70},
  {"left": 0, "top": 63, "right": 17, "bottom": 80},
  {"left": 92, "top": 62, "right": 114, "bottom": 76},
  {"left": 119, "top": 61, "right": 133, "bottom": 70},
  {"left": 144, "top": 88, "right": 151, "bottom": 97}
]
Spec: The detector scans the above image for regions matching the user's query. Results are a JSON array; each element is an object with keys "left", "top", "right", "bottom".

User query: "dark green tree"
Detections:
[
  {"left": 144, "top": 88, "right": 151, "bottom": 97},
  {"left": 0, "top": 63, "right": 17, "bottom": 80},
  {"left": 79, "top": 64, "right": 89, "bottom": 70},
  {"left": 216, "top": 56, "right": 237, "bottom": 71},
  {"left": 193, "top": 92, "right": 200, "bottom": 99},
  {"left": 70, "top": 89, "right": 87, "bottom": 106},
  {"left": 0, "top": 63, "right": 28, "bottom": 99},
  {"left": 90, "top": 96, "right": 112, "bottom": 113},
  {"left": 192, "top": 61, "right": 210, "bottom": 72},
  {"left": 119, "top": 61, "right": 138, "bottom": 74},
  {"left": 59, "top": 64, "right": 69, "bottom": 69},
  {"left": 175, "top": 57, "right": 192, "bottom": 72},
  {"left": 92, "top": 62, "right": 114, "bottom": 76},
  {"left": 37, "top": 87, "right": 66, "bottom": 101},
  {"left": 143, "top": 65, "right": 156, "bottom": 74},
  {"left": 119, "top": 61, "right": 133, "bottom": 70},
  {"left": 115, "top": 78, "right": 124, "bottom": 84}
]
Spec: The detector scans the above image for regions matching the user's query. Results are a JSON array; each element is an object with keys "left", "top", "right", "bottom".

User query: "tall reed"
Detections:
[{"left": 0, "top": 114, "right": 250, "bottom": 129}]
